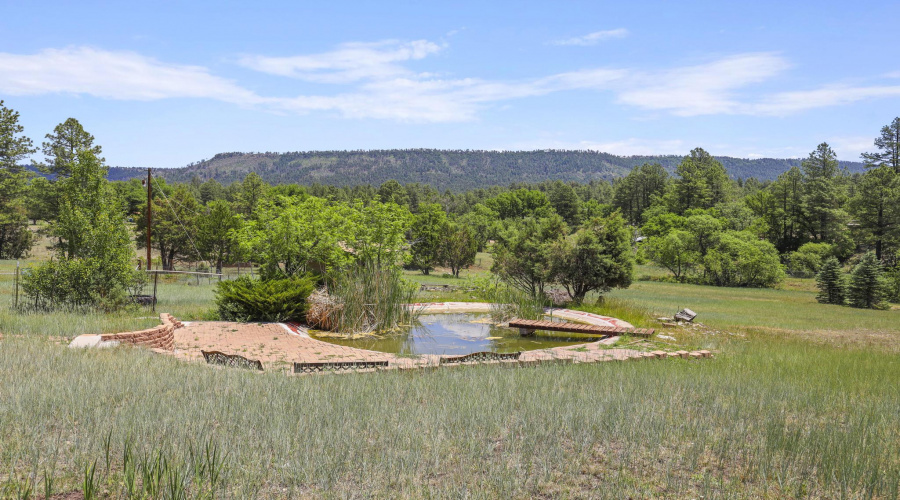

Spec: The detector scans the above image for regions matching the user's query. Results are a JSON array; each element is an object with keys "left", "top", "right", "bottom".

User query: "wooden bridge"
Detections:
[{"left": 507, "top": 319, "right": 655, "bottom": 338}]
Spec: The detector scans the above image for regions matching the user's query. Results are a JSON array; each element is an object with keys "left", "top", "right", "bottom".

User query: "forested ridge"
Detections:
[{"left": 106, "top": 149, "right": 865, "bottom": 189}]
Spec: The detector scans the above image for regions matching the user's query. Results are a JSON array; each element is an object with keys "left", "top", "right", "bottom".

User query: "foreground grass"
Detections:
[{"left": 1, "top": 336, "right": 898, "bottom": 498}]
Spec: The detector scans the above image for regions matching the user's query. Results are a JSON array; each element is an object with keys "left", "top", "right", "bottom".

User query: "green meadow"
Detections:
[{"left": 1, "top": 260, "right": 899, "bottom": 498}]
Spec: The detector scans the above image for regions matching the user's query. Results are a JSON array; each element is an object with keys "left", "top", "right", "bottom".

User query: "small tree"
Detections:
[
  {"left": 815, "top": 257, "right": 847, "bottom": 305},
  {"left": 550, "top": 213, "right": 633, "bottom": 304},
  {"left": 441, "top": 223, "right": 478, "bottom": 278},
  {"left": 647, "top": 230, "right": 697, "bottom": 281},
  {"left": 491, "top": 214, "right": 567, "bottom": 297},
  {"left": 23, "top": 150, "right": 137, "bottom": 309},
  {"left": 847, "top": 252, "right": 890, "bottom": 309},
  {"left": 409, "top": 203, "right": 447, "bottom": 275},
  {"left": 198, "top": 200, "right": 242, "bottom": 274}
]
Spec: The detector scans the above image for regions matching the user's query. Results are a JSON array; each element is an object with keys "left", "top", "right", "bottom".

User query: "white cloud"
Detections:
[
  {"left": 3, "top": 43, "right": 900, "bottom": 124},
  {"left": 0, "top": 46, "right": 261, "bottom": 105},
  {"left": 237, "top": 40, "right": 443, "bottom": 83},
  {"left": 827, "top": 136, "right": 874, "bottom": 160},
  {"left": 616, "top": 53, "right": 791, "bottom": 116},
  {"left": 749, "top": 85, "right": 900, "bottom": 115},
  {"left": 551, "top": 29, "right": 629, "bottom": 46}
]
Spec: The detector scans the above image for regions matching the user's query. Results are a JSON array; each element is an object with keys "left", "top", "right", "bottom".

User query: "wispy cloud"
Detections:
[
  {"left": 750, "top": 85, "right": 900, "bottom": 115},
  {"left": 237, "top": 40, "right": 443, "bottom": 83},
  {"left": 0, "top": 46, "right": 261, "bottom": 104},
  {"left": 2, "top": 43, "right": 899, "bottom": 123},
  {"left": 616, "top": 53, "right": 791, "bottom": 116},
  {"left": 551, "top": 28, "right": 629, "bottom": 46}
]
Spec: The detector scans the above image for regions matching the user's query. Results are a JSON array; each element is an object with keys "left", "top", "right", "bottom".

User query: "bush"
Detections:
[
  {"left": 702, "top": 231, "right": 785, "bottom": 288},
  {"left": 815, "top": 257, "right": 847, "bottom": 305},
  {"left": 847, "top": 252, "right": 890, "bottom": 310},
  {"left": 20, "top": 259, "right": 140, "bottom": 311},
  {"left": 215, "top": 276, "right": 315, "bottom": 322},
  {"left": 787, "top": 242, "right": 833, "bottom": 278}
]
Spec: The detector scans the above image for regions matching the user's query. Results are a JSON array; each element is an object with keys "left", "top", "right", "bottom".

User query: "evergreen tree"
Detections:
[
  {"left": 815, "top": 257, "right": 847, "bottom": 305},
  {"left": 547, "top": 181, "right": 582, "bottom": 226},
  {"left": 236, "top": 172, "right": 267, "bottom": 218},
  {"left": 861, "top": 117, "right": 900, "bottom": 173},
  {"left": 848, "top": 252, "right": 890, "bottom": 309},
  {"left": 848, "top": 166, "right": 900, "bottom": 260},
  {"left": 612, "top": 162, "right": 669, "bottom": 225},
  {"left": 39, "top": 118, "right": 103, "bottom": 178},
  {"left": 801, "top": 143, "right": 847, "bottom": 243},
  {"left": 0, "top": 100, "right": 36, "bottom": 259},
  {"left": 669, "top": 148, "right": 732, "bottom": 214},
  {"left": 441, "top": 222, "right": 478, "bottom": 278}
]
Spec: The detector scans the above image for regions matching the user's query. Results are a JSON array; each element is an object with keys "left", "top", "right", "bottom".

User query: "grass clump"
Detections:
[
  {"left": 316, "top": 263, "right": 420, "bottom": 334},
  {"left": 214, "top": 276, "right": 315, "bottom": 322}
]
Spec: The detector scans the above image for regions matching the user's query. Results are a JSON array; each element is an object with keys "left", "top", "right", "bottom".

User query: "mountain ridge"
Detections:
[{"left": 106, "top": 149, "right": 866, "bottom": 190}]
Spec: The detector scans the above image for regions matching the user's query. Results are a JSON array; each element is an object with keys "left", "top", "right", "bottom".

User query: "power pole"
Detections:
[{"left": 146, "top": 168, "right": 152, "bottom": 271}]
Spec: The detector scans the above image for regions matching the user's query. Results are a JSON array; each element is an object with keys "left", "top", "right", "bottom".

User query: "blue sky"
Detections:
[{"left": 2, "top": 0, "right": 899, "bottom": 169}]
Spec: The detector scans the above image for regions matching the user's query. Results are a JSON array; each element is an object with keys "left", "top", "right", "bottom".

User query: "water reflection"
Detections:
[{"left": 311, "top": 313, "right": 594, "bottom": 356}]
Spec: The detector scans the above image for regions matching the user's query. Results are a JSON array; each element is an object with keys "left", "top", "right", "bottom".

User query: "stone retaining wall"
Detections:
[{"left": 100, "top": 313, "right": 183, "bottom": 351}]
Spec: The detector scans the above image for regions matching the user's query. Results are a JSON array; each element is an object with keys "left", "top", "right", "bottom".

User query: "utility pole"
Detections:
[{"left": 146, "top": 168, "right": 152, "bottom": 271}]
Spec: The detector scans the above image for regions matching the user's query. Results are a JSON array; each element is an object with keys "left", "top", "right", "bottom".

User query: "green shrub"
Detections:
[
  {"left": 702, "top": 231, "right": 785, "bottom": 288},
  {"left": 215, "top": 276, "right": 315, "bottom": 322},
  {"left": 787, "top": 242, "right": 833, "bottom": 278},
  {"left": 815, "top": 257, "right": 847, "bottom": 305},
  {"left": 21, "top": 259, "right": 141, "bottom": 312}
]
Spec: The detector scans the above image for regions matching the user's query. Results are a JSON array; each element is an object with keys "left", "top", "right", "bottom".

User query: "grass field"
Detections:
[{"left": 1, "top": 259, "right": 899, "bottom": 497}]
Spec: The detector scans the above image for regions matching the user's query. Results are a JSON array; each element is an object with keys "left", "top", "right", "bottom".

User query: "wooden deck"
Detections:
[{"left": 508, "top": 319, "right": 655, "bottom": 337}]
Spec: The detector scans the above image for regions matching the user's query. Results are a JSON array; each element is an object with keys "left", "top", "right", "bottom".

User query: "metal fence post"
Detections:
[
  {"left": 14, "top": 260, "right": 19, "bottom": 309},
  {"left": 152, "top": 271, "right": 158, "bottom": 312}
]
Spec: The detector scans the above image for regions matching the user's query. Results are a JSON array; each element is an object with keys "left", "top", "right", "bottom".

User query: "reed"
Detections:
[{"left": 319, "top": 263, "right": 421, "bottom": 334}]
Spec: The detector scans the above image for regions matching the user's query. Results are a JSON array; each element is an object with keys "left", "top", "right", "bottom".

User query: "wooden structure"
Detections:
[
  {"left": 507, "top": 319, "right": 655, "bottom": 338},
  {"left": 439, "top": 351, "right": 522, "bottom": 364},
  {"left": 202, "top": 350, "right": 263, "bottom": 371}
]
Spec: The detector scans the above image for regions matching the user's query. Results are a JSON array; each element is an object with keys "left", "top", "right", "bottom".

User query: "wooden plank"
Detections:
[{"left": 508, "top": 319, "right": 655, "bottom": 337}]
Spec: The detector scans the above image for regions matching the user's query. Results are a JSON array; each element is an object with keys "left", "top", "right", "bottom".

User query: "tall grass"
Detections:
[
  {"left": 0, "top": 336, "right": 898, "bottom": 498},
  {"left": 321, "top": 263, "right": 421, "bottom": 334},
  {"left": 483, "top": 284, "right": 548, "bottom": 323}
]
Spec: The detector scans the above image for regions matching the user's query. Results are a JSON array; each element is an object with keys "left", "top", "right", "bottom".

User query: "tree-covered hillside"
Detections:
[{"left": 107, "top": 149, "right": 865, "bottom": 190}]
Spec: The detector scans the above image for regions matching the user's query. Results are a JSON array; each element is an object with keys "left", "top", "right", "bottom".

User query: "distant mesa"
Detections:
[{"left": 103, "top": 149, "right": 865, "bottom": 190}]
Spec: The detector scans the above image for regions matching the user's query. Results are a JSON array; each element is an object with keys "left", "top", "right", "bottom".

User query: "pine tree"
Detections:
[
  {"left": 847, "top": 252, "right": 890, "bottom": 309},
  {"left": 861, "top": 117, "right": 900, "bottom": 173},
  {"left": 815, "top": 257, "right": 847, "bottom": 305},
  {"left": 0, "top": 100, "right": 36, "bottom": 259}
]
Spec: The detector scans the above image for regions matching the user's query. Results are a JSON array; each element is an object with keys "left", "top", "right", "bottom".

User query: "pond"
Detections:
[{"left": 310, "top": 313, "right": 598, "bottom": 356}]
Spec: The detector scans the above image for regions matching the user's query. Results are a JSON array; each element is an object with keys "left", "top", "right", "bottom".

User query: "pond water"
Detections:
[{"left": 311, "top": 313, "right": 597, "bottom": 356}]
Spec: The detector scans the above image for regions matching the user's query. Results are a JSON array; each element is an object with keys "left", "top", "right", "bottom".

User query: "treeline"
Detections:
[
  {"left": 1, "top": 99, "right": 897, "bottom": 310},
  {"left": 104, "top": 149, "right": 865, "bottom": 191}
]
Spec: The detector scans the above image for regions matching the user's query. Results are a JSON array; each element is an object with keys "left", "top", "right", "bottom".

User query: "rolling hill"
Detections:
[{"left": 106, "top": 149, "right": 866, "bottom": 191}]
